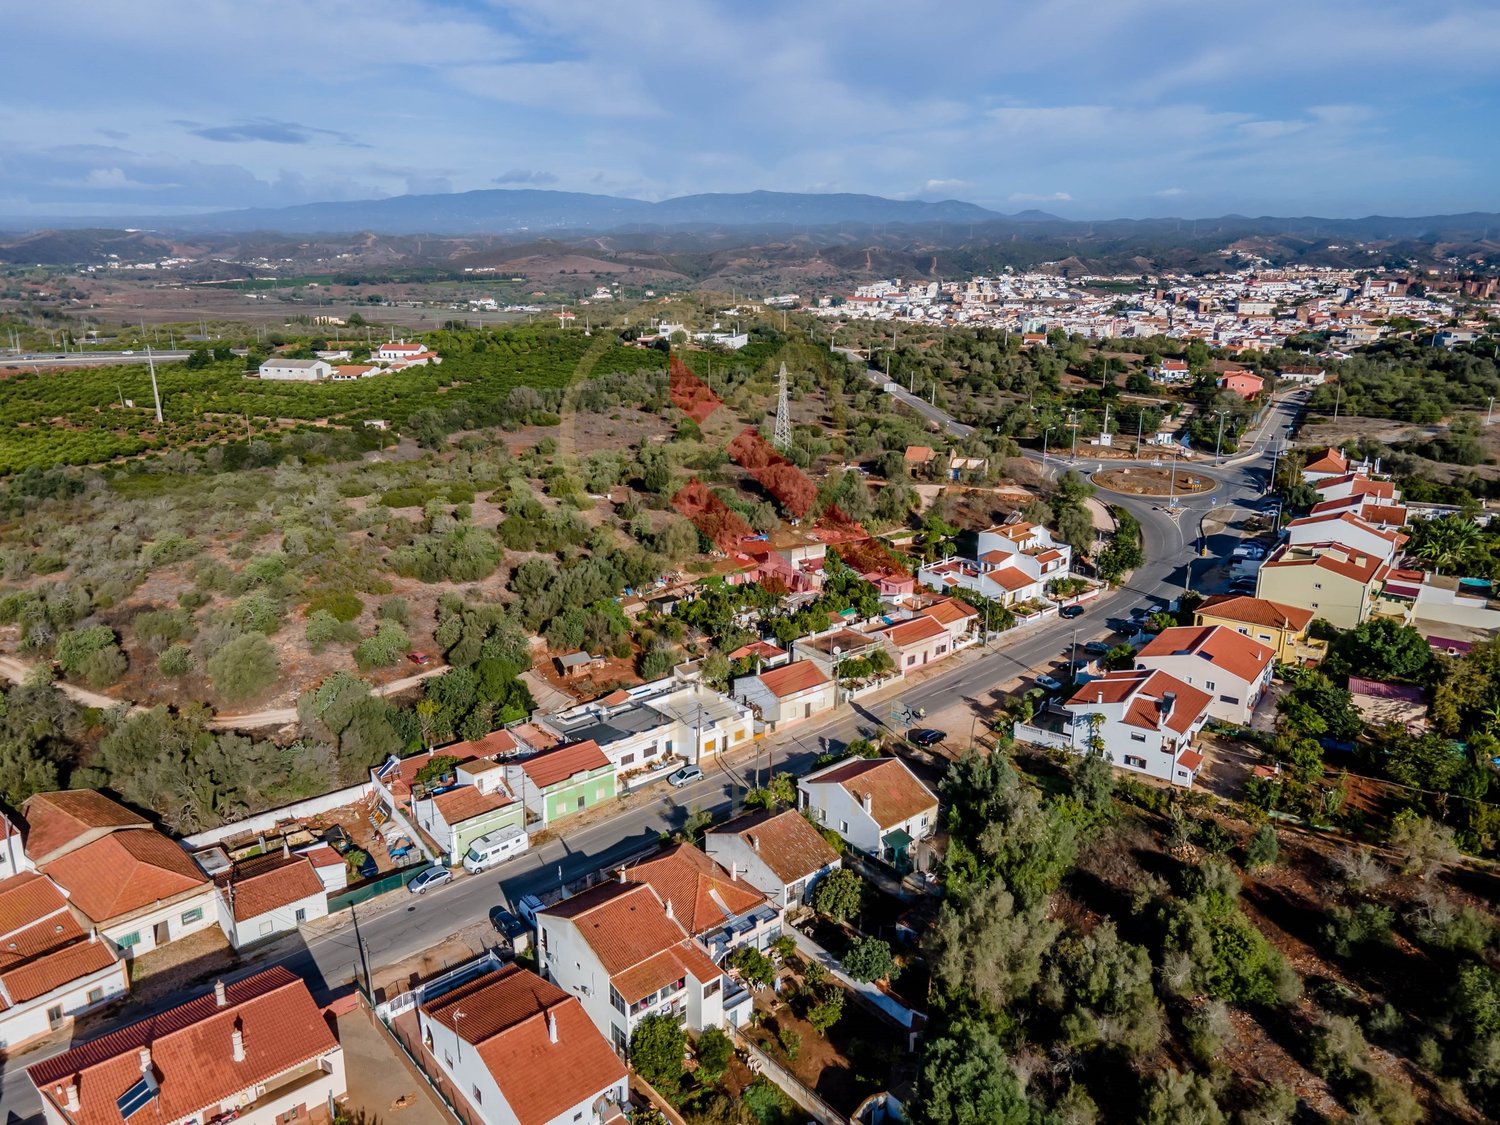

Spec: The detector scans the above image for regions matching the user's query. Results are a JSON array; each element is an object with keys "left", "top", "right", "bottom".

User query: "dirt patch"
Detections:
[{"left": 1092, "top": 465, "right": 1215, "bottom": 497}]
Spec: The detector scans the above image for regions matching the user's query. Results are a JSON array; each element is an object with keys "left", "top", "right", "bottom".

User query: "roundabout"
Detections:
[{"left": 1090, "top": 464, "right": 1217, "bottom": 498}]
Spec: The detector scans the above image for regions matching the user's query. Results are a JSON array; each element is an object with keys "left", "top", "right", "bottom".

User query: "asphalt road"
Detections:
[
  {"left": 0, "top": 350, "right": 195, "bottom": 370},
  {"left": 0, "top": 390, "right": 1302, "bottom": 1118}
]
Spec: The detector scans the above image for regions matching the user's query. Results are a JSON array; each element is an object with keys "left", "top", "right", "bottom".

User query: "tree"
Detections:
[
  {"left": 806, "top": 988, "right": 845, "bottom": 1035},
  {"left": 812, "top": 868, "right": 862, "bottom": 922},
  {"left": 157, "top": 643, "right": 193, "bottom": 677},
  {"left": 1102, "top": 643, "right": 1136, "bottom": 671},
  {"left": 1406, "top": 513, "right": 1482, "bottom": 574},
  {"left": 1140, "top": 1068, "right": 1224, "bottom": 1125},
  {"left": 206, "top": 633, "right": 278, "bottom": 704},
  {"left": 1056, "top": 504, "right": 1096, "bottom": 556},
  {"left": 630, "top": 1014, "right": 686, "bottom": 1093},
  {"left": 1245, "top": 824, "right": 1279, "bottom": 871},
  {"left": 928, "top": 878, "right": 1058, "bottom": 1013},
  {"left": 1332, "top": 618, "right": 1431, "bottom": 682},
  {"left": 1389, "top": 811, "right": 1459, "bottom": 876},
  {"left": 55, "top": 625, "right": 127, "bottom": 689},
  {"left": 727, "top": 944, "right": 775, "bottom": 988},
  {"left": 694, "top": 1026, "right": 733, "bottom": 1084},
  {"left": 911, "top": 1018, "right": 1034, "bottom": 1125},
  {"left": 842, "top": 936, "right": 897, "bottom": 982}
]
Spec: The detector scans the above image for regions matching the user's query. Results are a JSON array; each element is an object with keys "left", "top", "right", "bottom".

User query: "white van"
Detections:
[{"left": 462, "top": 825, "right": 529, "bottom": 874}]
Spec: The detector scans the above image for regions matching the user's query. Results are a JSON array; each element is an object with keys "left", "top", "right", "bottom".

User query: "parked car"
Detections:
[
  {"left": 515, "top": 893, "right": 546, "bottom": 926},
  {"left": 407, "top": 866, "right": 453, "bottom": 895},
  {"left": 908, "top": 728, "right": 947, "bottom": 747},
  {"left": 668, "top": 765, "right": 705, "bottom": 788},
  {"left": 1229, "top": 578, "right": 1258, "bottom": 594},
  {"left": 354, "top": 852, "right": 379, "bottom": 880},
  {"left": 406, "top": 651, "right": 431, "bottom": 666},
  {"left": 1035, "top": 674, "right": 1064, "bottom": 692},
  {"left": 488, "top": 907, "right": 530, "bottom": 953},
  {"left": 321, "top": 824, "right": 353, "bottom": 854},
  {"left": 1083, "top": 640, "right": 1113, "bottom": 656},
  {"left": 1059, "top": 604, "right": 1085, "bottom": 619}
]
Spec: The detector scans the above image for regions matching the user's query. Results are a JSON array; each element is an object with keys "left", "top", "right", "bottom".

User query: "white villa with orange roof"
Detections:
[
  {"left": 797, "top": 756, "right": 938, "bottom": 869},
  {"left": 733, "top": 660, "right": 834, "bottom": 729},
  {"left": 916, "top": 519, "right": 1072, "bottom": 607},
  {"left": 1134, "top": 625, "right": 1276, "bottom": 724}
]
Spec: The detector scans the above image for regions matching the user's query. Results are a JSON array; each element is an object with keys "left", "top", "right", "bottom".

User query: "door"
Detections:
[{"left": 153, "top": 921, "right": 170, "bottom": 946}]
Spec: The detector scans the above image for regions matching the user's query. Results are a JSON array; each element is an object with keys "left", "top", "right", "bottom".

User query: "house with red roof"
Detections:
[
  {"left": 622, "top": 844, "right": 781, "bottom": 964},
  {"left": 704, "top": 808, "right": 842, "bottom": 910},
  {"left": 27, "top": 968, "right": 344, "bottom": 1125},
  {"left": 732, "top": 660, "right": 835, "bottom": 730},
  {"left": 1256, "top": 542, "right": 1392, "bottom": 629},
  {"left": 1219, "top": 372, "right": 1265, "bottom": 399},
  {"left": 1134, "top": 625, "right": 1277, "bottom": 724},
  {"left": 796, "top": 757, "right": 938, "bottom": 870},
  {"left": 1300, "top": 447, "right": 1372, "bottom": 484},
  {"left": 1195, "top": 595, "right": 1325, "bottom": 665},
  {"left": 415, "top": 960, "right": 627, "bottom": 1125},
  {"left": 1286, "top": 510, "right": 1406, "bottom": 564},
  {"left": 874, "top": 613, "right": 955, "bottom": 674},
  {"left": 1052, "top": 669, "right": 1214, "bottom": 787},
  {"left": 20, "top": 792, "right": 219, "bottom": 961},
  {"left": 213, "top": 850, "right": 329, "bottom": 950},
  {"left": 537, "top": 878, "right": 742, "bottom": 1052},
  {"left": 916, "top": 519, "right": 1072, "bottom": 607},
  {"left": 0, "top": 873, "right": 128, "bottom": 1054},
  {"left": 372, "top": 732, "right": 528, "bottom": 864},
  {"left": 504, "top": 739, "right": 615, "bottom": 827}
]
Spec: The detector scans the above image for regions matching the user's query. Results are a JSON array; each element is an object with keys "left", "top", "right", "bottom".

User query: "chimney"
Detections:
[
  {"left": 57, "top": 1082, "right": 80, "bottom": 1113},
  {"left": 1096, "top": 690, "right": 1104, "bottom": 704},
  {"left": 547, "top": 1009, "right": 558, "bottom": 1044},
  {"left": 1160, "top": 692, "right": 1176, "bottom": 721},
  {"left": 138, "top": 1046, "right": 151, "bottom": 1074},
  {"left": 232, "top": 1022, "right": 246, "bottom": 1063},
  {"left": 664, "top": 898, "right": 674, "bottom": 921},
  {"left": 617, "top": 866, "right": 627, "bottom": 883},
  {"left": 729, "top": 861, "right": 738, "bottom": 881},
  {"left": 747, "top": 833, "right": 759, "bottom": 852},
  {"left": 214, "top": 978, "right": 227, "bottom": 1007},
  {"left": 282, "top": 838, "right": 291, "bottom": 858},
  {"left": 861, "top": 791, "right": 873, "bottom": 815}
]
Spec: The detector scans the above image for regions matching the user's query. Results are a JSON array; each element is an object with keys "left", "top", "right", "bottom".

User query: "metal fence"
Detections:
[{"left": 327, "top": 861, "right": 427, "bottom": 913}]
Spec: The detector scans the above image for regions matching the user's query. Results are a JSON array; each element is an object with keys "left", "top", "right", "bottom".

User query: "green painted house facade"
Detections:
[{"left": 514, "top": 739, "right": 618, "bottom": 827}]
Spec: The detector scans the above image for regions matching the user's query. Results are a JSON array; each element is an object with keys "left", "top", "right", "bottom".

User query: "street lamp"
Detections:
[
  {"left": 1213, "top": 409, "right": 1229, "bottom": 465},
  {"left": 832, "top": 646, "right": 843, "bottom": 709},
  {"left": 1041, "top": 425, "right": 1054, "bottom": 466}
]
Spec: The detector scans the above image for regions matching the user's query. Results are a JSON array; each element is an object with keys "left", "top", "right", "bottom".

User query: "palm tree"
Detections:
[{"left": 1409, "top": 514, "right": 1481, "bottom": 574}]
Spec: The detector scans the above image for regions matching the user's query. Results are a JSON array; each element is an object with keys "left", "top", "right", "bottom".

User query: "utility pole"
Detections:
[
  {"left": 1135, "top": 411, "right": 1144, "bottom": 459},
  {"left": 1168, "top": 448, "right": 1179, "bottom": 509},
  {"left": 1488, "top": 396, "right": 1495, "bottom": 426},
  {"left": 146, "top": 346, "right": 163, "bottom": 423},
  {"left": 1042, "top": 425, "right": 1054, "bottom": 466},
  {"left": 1214, "top": 409, "right": 1229, "bottom": 464},
  {"left": 1069, "top": 414, "right": 1079, "bottom": 462},
  {"left": 1268, "top": 436, "right": 1283, "bottom": 496},
  {"left": 1333, "top": 386, "right": 1342, "bottom": 423}
]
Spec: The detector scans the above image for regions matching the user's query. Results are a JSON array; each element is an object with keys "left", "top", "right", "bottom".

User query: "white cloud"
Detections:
[
  {"left": 1155, "top": 187, "right": 1186, "bottom": 198},
  {"left": 1008, "top": 191, "right": 1073, "bottom": 203}
]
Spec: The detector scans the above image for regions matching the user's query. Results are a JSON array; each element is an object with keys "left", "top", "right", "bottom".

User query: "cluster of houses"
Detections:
[
  {"left": 256, "top": 339, "right": 440, "bottom": 382},
  {"left": 917, "top": 517, "right": 1076, "bottom": 611},
  {"left": 1256, "top": 448, "right": 1500, "bottom": 652},
  {"left": 0, "top": 790, "right": 350, "bottom": 1059}
]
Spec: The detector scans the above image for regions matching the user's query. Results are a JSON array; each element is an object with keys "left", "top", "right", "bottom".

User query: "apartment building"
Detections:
[
  {"left": 1256, "top": 543, "right": 1389, "bottom": 629},
  {"left": 1135, "top": 625, "right": 1276, "bottom": 724}
]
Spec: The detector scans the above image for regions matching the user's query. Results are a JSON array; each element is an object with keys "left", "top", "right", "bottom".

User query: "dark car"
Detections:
[
  {"left": 908, "top": 728, "right": 947, "bottom": 747},
  {"left": 488, "top": 907, "right": 527, "bottom": 943},
  {"left": 1059, "top": 605, "right": 1085, "bottom": 619},
  {"left": 354, "top": 852, "right": 379, "bottom": 880},
  {"left": 1083, "top": 640, "right": 1112, "bottom": 656}
]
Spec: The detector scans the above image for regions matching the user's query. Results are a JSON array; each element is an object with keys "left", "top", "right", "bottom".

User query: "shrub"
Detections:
[
  {"left": 1245, "top": 824, "right": 1279, "bottom": 871},
  {"left": 378, "top": 596, "right": 410, "bottom": 625},
  {"left": 55, "top": 625, "right": 127, "bottom": 688},
  {"left": 807, "top": 989, "right": 845, "bottom": 1036},
  {"left": 205, "top": 633, "right": 278, "bottom": 704},
  {"left": 630, "top": 1014, "right": 685, "bottom": 1094},
  {"left": 812, "top": 868, "right": 862, "bottom": 922},
  {"left": 306, "top": 610, "right": 360, "bottom": 651},
  {"left": 355, "top": 621, "right": 409, "bottom": 670},
  {"left": 777, "top": 1026, "right": 801, "bottom": 1061},
  {"left": 156, "top": 643, "right": 194, "bottom": 677},
  {"left": 304, "top": 590, "right": 364, "bottom": 622},
  {"left": 695, "top": 1026, "right": 733, "bottom": 1082},
  {"left": 1322, "top": 902, "right": 1394, "bottom": 957},
  {"left": 231, "top": 592, "right": 284, "bottom": 635}
]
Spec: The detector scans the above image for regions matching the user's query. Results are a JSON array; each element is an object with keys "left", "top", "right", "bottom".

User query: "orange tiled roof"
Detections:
[
  {"left": 707, "top": 809, "right": 840, "bottom": 885},
  {"left": 728, "top": 640, "right": 787, "bottom": 662},
  {"left": 805, "top": 757, "right": 937, "bottom": 829},
  {"left": 1196, "top": 595, "right": 1314, "bottom": 632},
  {"left": 1302, "top": 448, "right": 1349, "bottom": 474},
  {"left": 625, "top": 844, "right": 767, "bottom": 938},
  {"left": 1136, "top": 625, "right": 1275, "bottom": 686},
  {"left": 878, "top": 615, "right": 948, "bottom": 649},
  {"left": 2, "top": 937, "right": 119, "bottom": 1005},
  {"left": 26, "top": 967, "right": 338, "bottom": 1125},
  {"left": 1262, "top": 543, "right": 1384, "bottom": 583},
  {"left": 757, "top": 661, "right": 830, "bottom": 699},
  {"left": 422, "top": 965, "right": 625, "bottom": 1125},
  {"left": 42, "top": 830, "right": 208, "bottom": 924},
  {"left": 20, "top": 791, "right": 148, "bottom": 866},
  {"left": 214, "top": 854, "right": 324, "bottom": 923},
  {"left": 381, "top": 730, "right": 521, "bottom": 799},
  {"left": 521, "top": 740, "right": 611, "bottom": 789},
  {"left": 919, "top": 598, "right": 978, "bottom": 627},
  {"left": 431, "top": 785, "right": 514, "bottom": 826},
  {"left": 1065, "top": 669, "right": 1213, "bottom": 736},
  {"left": 987, "top": 566, "right": 1035, "bottom": 592}
]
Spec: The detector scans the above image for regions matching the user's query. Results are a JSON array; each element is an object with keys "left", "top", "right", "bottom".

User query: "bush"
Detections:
[
  {"left": 807, "top": 989, "right": 845, "bottom": 1036},
  {"left": 1322, "top": 902, "right": 1394, "bottom": 957},
  {"left": 55, "top": 625, "right": 127, "bottom": 688},
  {"left": 306, "top": 610, "right": 360, "bottom": 651},
  {"left": 304, "top": 589, "right": 364, "bottom": 622},
  {"left": 355, "top": 622, "right": 410, "bottom": 670},
  {"left": 695, "top": 1026, "right": 733, "bottom": 1082},
  {"left": 630, "top": 1014, "right": 685, "bottom": 1094},
  {"left": 1245, "top": 824, "right": 1279, "bottom": 871},
  {"left": 378, "top": 596, "right": 410, "bottom": 625},
  {"left": 777, "top": 1026, "right": 801, "bottom": 1061},
  {"left": 205, "top": 633, "right": 278, "bottom": 704},
  {"left": 156, "top": 643, "right": 193, "bottom": 677},
  {"left": 812, "top": 868, "right": 862, "bottom": 922}
]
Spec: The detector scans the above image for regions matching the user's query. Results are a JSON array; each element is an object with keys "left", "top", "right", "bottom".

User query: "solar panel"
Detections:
[{"left": 117, "top": 1073, "right": 159, "bottom": 1119}]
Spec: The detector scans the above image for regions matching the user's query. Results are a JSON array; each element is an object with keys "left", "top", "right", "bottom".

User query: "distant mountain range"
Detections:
[{"left": 151, "top": 188, "right": 1035, "bottom": 236}]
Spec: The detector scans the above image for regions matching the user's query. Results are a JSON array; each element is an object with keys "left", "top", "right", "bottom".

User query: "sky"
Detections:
[{"left": 2, "top": 0, "right": 1498, "bottom": 221}]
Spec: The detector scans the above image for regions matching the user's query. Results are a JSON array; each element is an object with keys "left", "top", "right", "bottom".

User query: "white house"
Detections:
[
  {"left": 27, "top": 968, "right": 345, "bottom": 1125},
  {"left": 0, "top": 873, "right": 129, "bottom": 1055},
  {"left": 623, "top": 844, "right": 783, "bottom": 964},
  {"left": 213, "top": 851, "right": 329, "bottom": 950},
  {"left": 874, "top": 614, "right": 956, "bottom": 675},
  {"left": 917, "top": 520, "right": 1071, "bottom": 606},
  {"left": 797, "top": 757, "right": 938, "bottom": 871},
  {"left": 704, "top": 808, "right": 842, "bottom": 911},
  {"left": 257, "top": 358, "right": 332, "bottom": 381},
  {"left": 1285, "top": 510, "right": 1405, "bottom": 565},
  {"left": 375, "top": 340, "right": 429, "bottom": 361},
  {"left": 21, "top": 791, "right": 221, "bottom": 960},
  {"left": 1152, "top": 357, "right": 1191, "bottom": 384},
  {"left": 537, "top": 879, "right": 744, "bottom": 1054},
  {"left": 541, "top": 676, "right": 755, "bottom": 769},
  {"left": 1045, "top": 669, "right": 1214, "bottom": 787},
  {"left": 297, "top": 844, "right": 350, "bottom": 894},
  {"left": 1134, "top": 625, "right": 1276, "bottom": 724},
  {"left": 733, "top": 661, "right": 836, "bottom": 730},
  {"left": 416, "top": 961, "right": 628, "bottom": 1125}
]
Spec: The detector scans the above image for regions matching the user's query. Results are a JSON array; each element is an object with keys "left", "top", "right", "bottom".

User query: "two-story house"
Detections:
[
  {"left": 541, "top": 676, "right": 755, "bottom": 771},
  {"left": 1285, "top": 511, "right": 1405, "bottom": 564},
  {"left": 0, "top": 873, "right": 128, "bottom": 1055},
  {"left": 506, "top": 739, "right": 616, "bottom": 827},
  {"left": 416, "top": 961, "right": 628, "bottom": 1125},
  {"left": 797, "top": 757, "right": 938, "bottom": 871},
  {"left": 623, "top": 845, "right": 782, "bottom": 965},
  {"left": 1257, "top": 543, "right": 1390, "bottom": 629},
  {"left": 27, "top": 968, "right": 345, "bottom": 1125},
  {"left": 1057, "top": 669, "right": 1214, "bottom": 787},
  {"left": 704, "top": 808, "right": 842, "bottom": 911},
  {"left": 916, "top": 520, "right": 1072, "bottom": 607},
  {"left": 1134, "top": 625, "right": 1276, "bottom": 725},
  {"left": 21, "top": 791, "right": 219, "bottom": 961},
  {"left": 1194, "top": 595, "right": 1324, "bottom": 665},
  {"left": 537, "top": 879, "right": 744, "bottom": 1054}
]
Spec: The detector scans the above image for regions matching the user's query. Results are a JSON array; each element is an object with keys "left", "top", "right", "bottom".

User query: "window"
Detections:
[
  {"left": 1219, "top": 695, "right": 1239, "bottom": 705},
  {"left": 117, "top": 931, "right": 141, "bottom": 949},
  {"left": 260, "top": 920, "right": 274, "bottom": 936},
  {"left": 47, "top": 1005, "right": 63, "bottom": 1025},
  {"left": 445, "top": 1052, "right": 453, "bottom": 1068},
  {"left": 472, "top": 1087, "right": 482, "bottom": 1104},
  {"left": 1313, "top": 582, "right": 1323, "bottom": 590},
  {"left": 87, "top": 987, "right": 104, "bottom": 1004},
  {"left": 1130, "top": 732, "right": 1147, "bottom": 743},
  {"left": 1205, "top": 681, "right": 1216, "bottom": 691},
  {"left": 620, "top": 753, "right": 635, "bottom": 766},
  {"left": 703, "top": 979, "right": 720, "bottom": 998},
  {"left": 839, "top": 820, "right": 849, "bottom": 834},
  {"left": 180, "top": 907, "right": 204, "bottom": 926},
  {"left": 295, "top": 907, "right": 307, "bottom": 924},
  {"left": 1124, "top": 755, "right": 1147, "bottom": 769},
  {"left": 906, "top": 655, "right": 916, "bottom": 667},
  {"left": 610, "top": 986, "right": 627, "bottom": 1015}
]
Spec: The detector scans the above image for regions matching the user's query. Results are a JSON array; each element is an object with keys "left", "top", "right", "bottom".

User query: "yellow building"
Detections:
[
  {"left": 1194, "top": 595, "right": 1326, "bottom": 665},
  {"left": 1254, "top": 543, "right": 1388, "bottom": 631}
]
